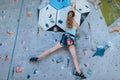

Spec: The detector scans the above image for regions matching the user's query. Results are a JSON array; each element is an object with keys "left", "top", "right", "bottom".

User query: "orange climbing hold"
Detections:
[
  {"left": 16, "top": 67, "right": 22, "bottom": 73},
  {"left": 27, "top": 12, "right": 32, "bottom": 17},
  {"left": 7, "top": 30, "right": 14, "bottom": 35}
]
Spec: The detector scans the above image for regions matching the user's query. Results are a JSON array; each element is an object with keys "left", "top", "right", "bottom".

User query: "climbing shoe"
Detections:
[
  {"left": 29, "top": 57, "right": 39, "bottom": 63},
  {"left": 75, "top": 72, "right": 87, "bottom": 80}
]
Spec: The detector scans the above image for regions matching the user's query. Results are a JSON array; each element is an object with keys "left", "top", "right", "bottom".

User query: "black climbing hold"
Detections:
[
  {"left": 49, "top": 14, "right": 52, "bottom": 18},
  {"left": 79, "top": 8, "right": 82, "bottom": 11},
  {"left": 56, "top": 56, "right": 63, "bottom": 63},
  {"left": 27, "top": 74, "right": 30, "bottom": 79},
  {"left": 85, "top": 5, "right": 88, "bottom": 8},
  {"left": 46, "top": 7, "right": 48, "bottom": 10}
]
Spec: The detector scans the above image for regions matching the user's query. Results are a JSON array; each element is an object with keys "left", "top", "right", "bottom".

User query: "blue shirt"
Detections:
[{"left": 65, "top": 26, "right": 77, "bottom": 40}]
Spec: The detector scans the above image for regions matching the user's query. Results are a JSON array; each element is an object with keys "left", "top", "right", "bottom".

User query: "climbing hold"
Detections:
[
  {"left": 79, "top": 8, "right": 82, "bottom": 11},
  {"left": 27, "top": 12, "right": 32, "bottom": 17},
  {"left": 7, "top": 30, "right": 14, "bottom": 35},
  {"left": 92, "top": 46, "right": 105, "bottom": 57},
  {"left": 49, "top": 14, "right": 52, "bottom": 18},
  {"left": 2, "top": 10, "right": 5, "bottom": 14},
  {"left": 5, "top": 55, "right": 9, "bottom": 61},
  {"left": 1, "top": 10, "right": 5, "bottom": 17},
  {"left": 56, "top": 56, "right": 63, "bottom": 63},
  {"left": 92, "top": 43, "right": 110, "bottom": 57},
  {"left": 52, "top": 59, "right": 55, "bottom": 62},
  {"left": 46, "top": 7, "right": 48, "bottom": 10},
  {"left": 58, "top": 20, "right": 63, "bottom": 24},
  {"left": 33, "top": 69, "right": 39, "bottom": 74},
  {"left": 83, "top": 49, "right": 88, "bottom": 55},
  {"left": 45, "top": 24, "right": 49, "bottom": 28},
  {"left": 0, "top": 43, "right": 2, "bottom": 46},
  {"left": 84, "top": 64, "right": 87, "bottom": 67},
  {"left": 16, "top": 67, "right": 22, "bottom": 73},
  {"left": 27, "top": 74, "right": 30, "bottom": 79},
  {"left": 87, "top": 69, "right": 92, "bottom": 75},
  {"left": 21, "top": 40, "right": 25, "bottom": 45},
  {"left": 85, "top": 5, "right": 89, "bottom": 8}
]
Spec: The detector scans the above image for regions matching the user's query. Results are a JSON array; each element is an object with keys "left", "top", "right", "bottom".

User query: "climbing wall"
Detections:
[{"left": 1, "top": 0, "right": 120, "bottom": 80}]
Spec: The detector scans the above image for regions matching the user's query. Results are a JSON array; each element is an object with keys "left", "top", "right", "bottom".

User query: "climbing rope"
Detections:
[{"left": 7, "top": 0, "right": 24, "bottom": 80}]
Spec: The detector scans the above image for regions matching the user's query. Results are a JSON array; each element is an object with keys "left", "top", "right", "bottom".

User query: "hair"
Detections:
[{"left": 66, "top": 10, "right": 75, "bottom": 29}]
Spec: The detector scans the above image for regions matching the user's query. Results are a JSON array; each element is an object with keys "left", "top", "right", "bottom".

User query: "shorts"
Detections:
[{"left": 60, "top": 33, "right": 75, "bottom": 47}]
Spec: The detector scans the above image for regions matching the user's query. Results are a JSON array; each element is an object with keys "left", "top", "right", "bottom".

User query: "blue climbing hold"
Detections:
[
  {"left": 45, "top": 24, "right": 49, "bottom": 28},
  {"left": 87, "top": 69, "right": 92, "bottom": 75},
  {"left": 33, "top": 69, "right": 39, "bottom": 74},
  {"left": 93, "top": 43, "right": 110, "bottom": 57},
  {"left": 58, "top": 20, "right": 63, "bottom": 24}
]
